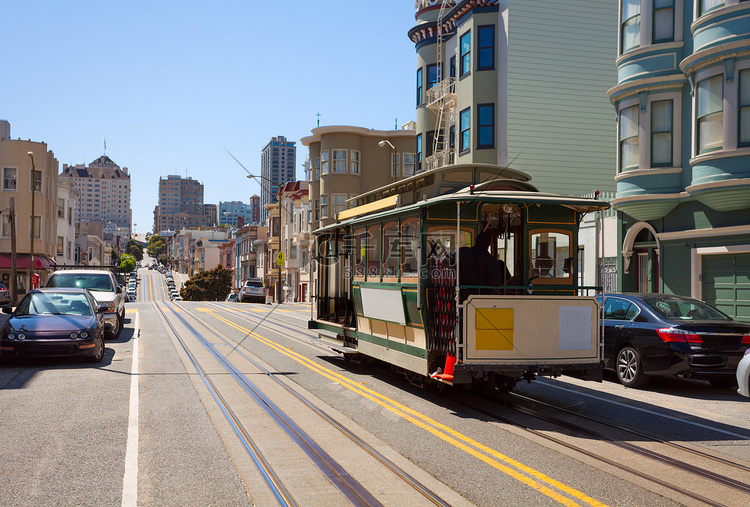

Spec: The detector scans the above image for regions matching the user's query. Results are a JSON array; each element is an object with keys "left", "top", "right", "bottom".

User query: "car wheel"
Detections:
[
  {"left": 86, "top": 337, "right": 105, "bottom": 363},
  {"left": 708, "top": 375, "right": 737, "bottom": 389},
  {"left": 616, "top": 346, "right": 650, "bottom": 388},
  {"left": 107, "top": 313, "right": 123, "bottom": 340}
]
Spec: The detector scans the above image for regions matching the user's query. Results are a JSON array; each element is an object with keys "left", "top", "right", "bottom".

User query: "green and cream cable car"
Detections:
[{"left": 310, "top": 164, "right": 610, "bottom": 391}]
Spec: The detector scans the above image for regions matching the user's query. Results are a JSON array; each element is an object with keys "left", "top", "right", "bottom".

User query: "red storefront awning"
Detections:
[{"left": 0, "top": 255, "right": 53, "bottom": 270}]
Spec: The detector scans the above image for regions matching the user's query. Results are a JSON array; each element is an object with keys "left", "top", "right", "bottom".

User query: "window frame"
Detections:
[
  {"left": 459, "top": 107, "right": 471, "bottom": 154},
  {"left": 621, "top": 0, "right": 641, "bottom": 54},
  {"left": 320, "top": 195, "right": 329, "bottom": 219},
  {"left": 320, "top": 150, "right": 329, "bottom": 175},
  {"left": 650, "top": 99, "right": 673, "bottom": 167},
  {"left": 416, "top": 134, "right": 422, "bottom": 173},
  {"left": 696, "top": 73, "right": 724, "bottom": 154},
  {"left": 619, "top": 104, "right": 640, "bottom": 172},
  {"left": 403, "top": 153, "right": 416, "bottom": 177},
  {"left": 477, "top": 103, "right": 495, "bottom": 149},
  {"left": 381, "top": 221, "right": 400, "bottom": 281},
  {"left": 332, "top": 149, "right": 347, "bottom": 173},
  {"left": 350, "top": 150, "right": 360, "bottom": 174},
  {"left": 460, "top": 30, "right": 471, "bottom": 77},
  {"left": 739, "top": 68, "right": 750, "bottom": 147},
  {"left": 416, "top": 67, "right": 423, "bottom": 106},
  {"left": 3, "top": 167, "right": 17, "bottom": 191},
  {"left": 477, "top": 25, "right": 495, "bottom": 71},
  {"left": 653, "top": 0, "right": 675, "bottom": 43}
]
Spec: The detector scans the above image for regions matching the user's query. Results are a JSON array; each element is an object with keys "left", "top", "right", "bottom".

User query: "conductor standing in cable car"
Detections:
[{"left": 454, "top": 232, "right": 517, "bottom": 301}]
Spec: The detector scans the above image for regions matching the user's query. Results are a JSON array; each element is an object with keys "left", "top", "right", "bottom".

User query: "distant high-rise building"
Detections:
[
  {"left": 153, "top": 175, "right": 214, "bottom": 233},
  {"left": 219, "top": 199, "right": 260, "bottom": 227},
  {"left": 249, "top": 194, "right": 260, "bottom": 224},
  {"left": 260, "top": 136, "right": 296, "bottom": 222},
  {"left": 60, "top": 155, "right": 132, "bottom": 231}
]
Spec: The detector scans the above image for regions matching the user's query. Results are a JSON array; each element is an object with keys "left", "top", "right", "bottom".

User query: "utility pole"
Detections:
[
  {"left": 27, "top": 151, "right": 36, "bottom": 293},
  {"left": 9, "top": 198, "right": 17, "bottom": 304}
]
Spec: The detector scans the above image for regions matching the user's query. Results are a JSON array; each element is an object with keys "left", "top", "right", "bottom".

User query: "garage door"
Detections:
[{"left": 702, "top": 253, "right": 750, "bottom": 324}]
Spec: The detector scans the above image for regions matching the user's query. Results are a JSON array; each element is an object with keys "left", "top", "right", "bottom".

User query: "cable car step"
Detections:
[{"left": 315, "top": 332, "right": 358, "bottom": 355}]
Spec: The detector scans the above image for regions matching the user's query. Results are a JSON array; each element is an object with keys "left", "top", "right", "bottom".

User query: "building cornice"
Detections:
[
  {"left": 658, "top": 224, "right": 750, "bottom": 241},
  {"left": 607, "top": 74, "right": 687, "bottom": 102},
  {"left": 301, "top": 126, "right": 416, "bottom": 146}
]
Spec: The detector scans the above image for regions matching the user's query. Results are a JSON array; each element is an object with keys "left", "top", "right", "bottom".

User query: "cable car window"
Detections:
[
  {"left": 401, "top": 218, "right": 419, "bottom": 278},
  {"left": 427, "top": 227, "right": 473, "bottom": 263},
  {"left": 529, "top": 230, "right": 572, "bottom": 280},
  {"left": 382, "top": 221, "right": 399, "bottom": 279},
  {"left": 367, "top": 224, "right": 381, "bottom": 280},
  {"left": 353, "top": 228, "right": 365, "bottom": 280}
]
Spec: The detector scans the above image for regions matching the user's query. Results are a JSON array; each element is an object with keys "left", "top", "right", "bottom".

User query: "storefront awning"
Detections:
[{"left": 0, "top": 255, "right": 53, "bottom": 270}]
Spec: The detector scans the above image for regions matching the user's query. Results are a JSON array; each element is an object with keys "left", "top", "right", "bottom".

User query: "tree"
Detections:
[
  {"left": 180, "top": 265, "right": 232, "bottom": 301},
  {"left": 126, "top": 239, "right": 144, "bottom": 261},
  {"left": 111, "top": 249, "right": 119, "bottom": 262},
  {"left": 119, "top": 254, "right": 136, "bottom": 274},
  {"left": 147, "top": 234, "right": 165, "bottom": 258}
]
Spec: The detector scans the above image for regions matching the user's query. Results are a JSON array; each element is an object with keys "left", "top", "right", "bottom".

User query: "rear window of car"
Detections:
[
  {"left": 245, "top": 281, "right": 263, "bottom": 288},
  {"left": 645, "top": 297, "right": 732, "bottom": 321},
  {"left": 47, "top": 273, "right": 113, "bottom": 292}
]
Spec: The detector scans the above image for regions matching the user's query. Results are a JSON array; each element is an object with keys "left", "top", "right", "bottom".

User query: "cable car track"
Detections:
[{"left": 156, "top": 301, "right": 451, "bottom": 507}]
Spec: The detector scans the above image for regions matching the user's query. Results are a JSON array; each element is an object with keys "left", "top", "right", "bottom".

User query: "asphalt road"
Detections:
[{"left": 1, "top": 267, "right": 749, "bottom": 506}]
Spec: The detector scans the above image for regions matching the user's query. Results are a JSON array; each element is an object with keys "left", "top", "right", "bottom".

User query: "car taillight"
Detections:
[
  {"left": 742, "top": 335, "right": 750, "bottom": 345},
  {"left": 656, "top": 328, "right": 703, "bottom": 343}
]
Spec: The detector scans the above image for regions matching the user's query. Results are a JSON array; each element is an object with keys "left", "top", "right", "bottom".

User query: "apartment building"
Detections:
[
  {"left": 219, "top": 200, "right": 255, "bottom": 228},
  {"left": 153, "top": 175, "right": 216, "bottom": 233},
  {"left": 0, "top": 121, "right": 58, "bottom": 295},
  {"left": 260, "top": 136, "right": 296, "bottom": 223},
  {"left": 608, "top": 0, "right": 750, "bottom": 322},
  {"left": 410, "top": 0, "right": 617, "bottom": 196},
  {"left": 59, "top": 155, "right": 132, "bottom": 231},
  {"left": 56, "top": 179, "right": 78, "bottom": 266},
  {"left": 301, "top": 126, "right": 417, "bottom": 231}
]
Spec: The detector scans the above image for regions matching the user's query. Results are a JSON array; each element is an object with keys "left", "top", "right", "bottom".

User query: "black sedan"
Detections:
[
  {"left": 596, "top": 293, "right": 750, "bottom": 388},
  {"left": 0, "top": 288, "right": 106, "bottom": 363},
  {"left": 0, "top": 282, "right": 9, "bottom": 305}
]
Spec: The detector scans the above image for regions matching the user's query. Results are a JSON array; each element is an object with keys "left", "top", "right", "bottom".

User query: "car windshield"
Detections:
[
  {"left": 16, "top": 292, "right": 93, "bottom": 316},
  {"left": 644, "top": 297, "right": 732, "bottom": 321},
  {"left": 48, "top": 273, "right": 113, "bottom": 292}
]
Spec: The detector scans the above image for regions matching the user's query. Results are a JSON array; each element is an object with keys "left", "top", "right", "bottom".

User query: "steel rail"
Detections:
[
  {"left": 195, "top": 303, "right": 451, "bottom": 507},
  {"left": 509, "top": 391, "right": 750, "bottom": 474},
  {"left": 162, "top": 302, "right": 383, "bottom": 507},
  {"left": 152, "top": 302, "right": 296, "bottom": 506}
]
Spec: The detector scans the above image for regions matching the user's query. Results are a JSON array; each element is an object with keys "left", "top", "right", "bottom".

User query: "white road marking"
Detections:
[{"left": 121, "top": 311, "right": 140, "bottom": 506}]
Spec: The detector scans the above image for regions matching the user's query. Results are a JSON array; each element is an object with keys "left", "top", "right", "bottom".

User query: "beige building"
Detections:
[
  {"left": 60, "top": 155, "right": 132, "bottom": 231},
  {"left": 277, "top": 181, "right": 311, "bottom": 302},
  {"left": 300, "top": 126, "right": 416, "bottom": 231},
  {"left": 56, "top": 179, "right": 78, "bottom": 266},
  {"left": 0, "top": 122, "right": 58, "bottom": 296}
]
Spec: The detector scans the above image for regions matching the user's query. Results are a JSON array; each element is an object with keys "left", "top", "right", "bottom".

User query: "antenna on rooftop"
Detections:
[{"left": 316, "top": 112, "right": 321, "bottom": 127}]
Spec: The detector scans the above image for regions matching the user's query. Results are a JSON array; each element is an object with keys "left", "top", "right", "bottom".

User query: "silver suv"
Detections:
[
  {"left": 239, "top": 278, "right": 265, "bottom": 303},
  {"left": 46, "top": 269, "right": 125, "bottom": 338}
]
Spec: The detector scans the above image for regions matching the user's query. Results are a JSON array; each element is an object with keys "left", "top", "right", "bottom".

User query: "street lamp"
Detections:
[
  {"left": 27, "top": 151, "right": 36, "bottom": 293},
  {"left": 378, "top": 140, "right": 397, "bottom": 178}
]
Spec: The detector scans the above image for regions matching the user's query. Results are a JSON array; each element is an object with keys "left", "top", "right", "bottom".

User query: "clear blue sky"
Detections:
[{"left": 2, "top": 1, "right": 418, "bottom": 233}]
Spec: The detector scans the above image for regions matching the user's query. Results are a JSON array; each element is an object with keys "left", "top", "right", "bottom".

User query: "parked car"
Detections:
[
  {"left": 46, "top": 269, "right": 125, "bottom": 339},
  {"left": 596, "top": 293, "right": 750, "bottom": 388},
  {"left": 0, "top": 288, "right": 106, "bottom": 363},
  {"left": 0, "top": 282, "right": 9, "bottom": 305},
  {"left": 239, "top": 278, "right": 265, "bottom": 303},
  {"left": 225, "top": 293, "right": 237, "bottom": 302},
  {"left": 737, "top": 349, "right": 750, "bottom": 398}
]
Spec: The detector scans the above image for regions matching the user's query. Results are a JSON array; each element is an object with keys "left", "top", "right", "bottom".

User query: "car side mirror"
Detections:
[{"left": 1, "top": 305, "right": 13, "bottom": 314}]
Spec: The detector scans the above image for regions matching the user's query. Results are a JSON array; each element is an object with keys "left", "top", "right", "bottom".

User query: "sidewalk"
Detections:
[{"left": 171, "top": 271, "right": 190, "bottom": 290}]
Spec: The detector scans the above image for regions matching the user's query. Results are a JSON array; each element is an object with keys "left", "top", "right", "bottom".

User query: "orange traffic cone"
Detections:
[{"left": 443, "top": 352, "right": 456, "bottom": 378}]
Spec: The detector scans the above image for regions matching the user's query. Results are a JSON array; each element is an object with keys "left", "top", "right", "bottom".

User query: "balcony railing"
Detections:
[
  {"left": 425, "top": 77, "right": 456, "bottom": 106},
  {"left": 425, "top": 149, "right": 454, "bottom": 171}
]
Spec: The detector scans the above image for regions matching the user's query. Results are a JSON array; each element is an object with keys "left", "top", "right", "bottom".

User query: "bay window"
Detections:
[
  {"left": 620, "top": 105, "right": 639, "bottom": 171},
  {"left": 697, "top": 74, "right": 723, "bottom": 153}
]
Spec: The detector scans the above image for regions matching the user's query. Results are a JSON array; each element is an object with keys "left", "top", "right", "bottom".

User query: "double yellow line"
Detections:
[{"left": 199, "top": 307, "right": 608, "bottom": 507}]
